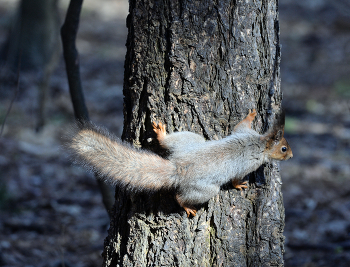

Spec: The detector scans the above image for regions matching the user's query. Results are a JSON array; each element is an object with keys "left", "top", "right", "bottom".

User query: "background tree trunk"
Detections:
[
  {"left": 0, "top": 0, "right": 60, "bottom": 71},
  {"left": 0, "top": 0, "right": 60, "bottom": 131},
  {"left": 103, "top": 0, "right": 284, "bottom": 266}
]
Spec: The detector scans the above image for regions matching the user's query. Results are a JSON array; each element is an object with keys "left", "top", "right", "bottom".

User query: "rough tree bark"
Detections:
[{"left": 103, "top": 0, "right": 284, "bottom": 266}]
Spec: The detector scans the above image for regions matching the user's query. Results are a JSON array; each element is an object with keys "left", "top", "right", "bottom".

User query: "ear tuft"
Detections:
[
  {"left": 275, "top": 129, "right": 283, "bottom": 142},
  {"left": 274, "top": 109, "right": 285, "bottom": 131},
  {"left": 262, "top": 109, "right": 286, "bottom": 147}
]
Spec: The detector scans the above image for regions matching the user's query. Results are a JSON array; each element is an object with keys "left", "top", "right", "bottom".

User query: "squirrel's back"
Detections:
[{"left": 170, "top": 129, "right": 266, "bottom": 186}]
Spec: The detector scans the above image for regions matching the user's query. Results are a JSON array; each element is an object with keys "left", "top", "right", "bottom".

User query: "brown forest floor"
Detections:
[{"left": 0, "top": 0, "right": 349, "bottom": 266}]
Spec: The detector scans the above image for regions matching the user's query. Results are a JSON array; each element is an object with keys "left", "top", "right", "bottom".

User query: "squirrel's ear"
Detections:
[
  {"left": 275, "top": 109, "right": 285, "bottom": 130},
  {"left": 264, "top": 128, "right": 283, "bottom": 149},
  {"left": 273, "top": 110, "right": 285, "bottom": 138},
  {"left": 274, "top": 129, "right": 283, "bottom": 142}
]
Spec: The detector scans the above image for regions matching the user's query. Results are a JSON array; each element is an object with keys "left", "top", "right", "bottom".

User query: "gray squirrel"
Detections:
[{"left": 67, "top": 109, "right": 293, "bottom": 216}]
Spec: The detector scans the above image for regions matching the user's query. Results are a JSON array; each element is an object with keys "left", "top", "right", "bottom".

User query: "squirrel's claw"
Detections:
[
  {"left": 246, "top": 109, "right": 257, "bottom": 123},
  {"left": 152, "top": 121, "right": 167, "bottom": 141},
  {"left": 183, "top": 206, "right": 197, "bottom": 217},
  {"left": 152, "top": 121, "right": 166, "bottom": 134},
  {"left": 152, "top": 121, "right": 159, "bottom": 132},
  {"left": 232, "top": 180, "right": 248, "bottom": 191},
  {"left": 176, "top": 194, "right": 197, "bottom": 217}
]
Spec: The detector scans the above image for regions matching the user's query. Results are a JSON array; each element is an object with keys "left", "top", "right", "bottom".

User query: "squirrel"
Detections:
[{"left": 66, "top": 109, "right": 293, "bottom": 217}]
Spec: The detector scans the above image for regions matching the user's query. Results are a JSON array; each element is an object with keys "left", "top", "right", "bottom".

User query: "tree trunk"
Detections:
[{"left": 103, "top": 0, "right": 284, "bottom": 266}]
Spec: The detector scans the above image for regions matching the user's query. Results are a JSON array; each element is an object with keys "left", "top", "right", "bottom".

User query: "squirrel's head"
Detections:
[{"left": 262, "top": 111, "right": 293, "bottom": 161}]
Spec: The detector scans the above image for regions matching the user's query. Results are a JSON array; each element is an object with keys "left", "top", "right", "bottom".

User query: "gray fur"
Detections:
[
  {"left": 167, "top": 128, "right": 267, "bottom": 205},
  {"left": 66, "top": 118, "right": 285, "bottom": 207}
]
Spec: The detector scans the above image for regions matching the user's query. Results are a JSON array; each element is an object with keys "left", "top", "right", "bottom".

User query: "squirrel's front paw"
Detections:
[
  {"left": 152, "top": 121, "right": 167, "bottom": 141},
  {"left": 247, "top": 109, "right": 257, "bottom": 120}
]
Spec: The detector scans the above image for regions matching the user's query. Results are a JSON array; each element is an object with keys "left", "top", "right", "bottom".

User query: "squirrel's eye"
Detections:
[{"left": 281, "top": 146, "right": 287, "bottom": 153}]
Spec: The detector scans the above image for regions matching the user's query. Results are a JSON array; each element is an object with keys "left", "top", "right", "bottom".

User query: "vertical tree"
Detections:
[
  {"left": 0, "top": 0, "right": 60, "bottom": 131},
  {"left": 103, "top": 0, "right": 284, "bottom": 266},
  {"left": 61, "top": 0, "right": 115, "bottom": 215},
  {"left": 0, "top": 0, "right": 60, "bottom": 71}
]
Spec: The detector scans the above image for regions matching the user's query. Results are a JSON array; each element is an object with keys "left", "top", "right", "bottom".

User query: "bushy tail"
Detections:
[{"left": 66, "top": 122, "right": 177, "bottom": 191}]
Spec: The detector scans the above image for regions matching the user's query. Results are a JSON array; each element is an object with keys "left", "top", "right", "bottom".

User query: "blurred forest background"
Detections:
[{"left": 0, "top": 0, "right": 349, "bottom": 266}]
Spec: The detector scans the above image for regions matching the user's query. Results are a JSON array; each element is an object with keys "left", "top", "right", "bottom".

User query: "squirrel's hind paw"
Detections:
[
  {"left": 232, "top": 180, "right": 248, "bottom": 191},
  {"left": 183, "top": 206, "right": 197, "bottom": 217},
  {"left": 176, "top": 194, "right": 197, "bottom": 217}
]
